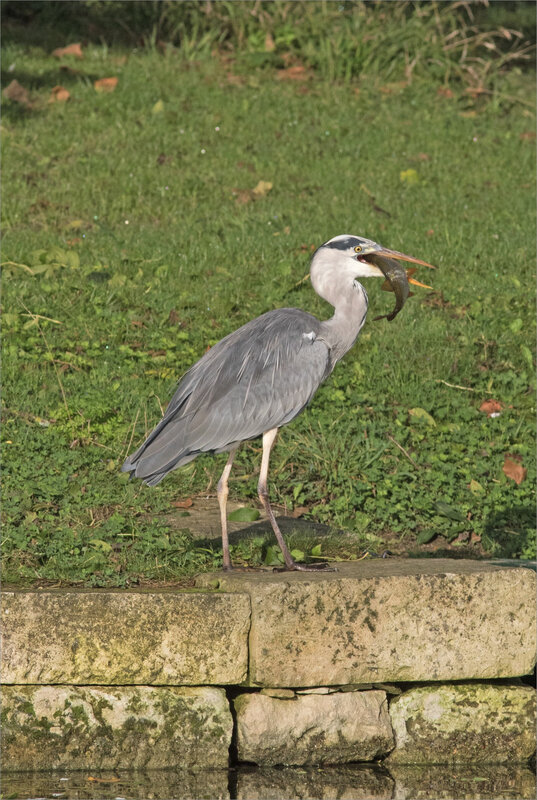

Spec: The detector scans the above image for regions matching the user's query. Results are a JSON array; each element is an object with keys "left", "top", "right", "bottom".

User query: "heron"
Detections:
[{"left": 122, "top": 234, "right": 434, "bottom": 571}]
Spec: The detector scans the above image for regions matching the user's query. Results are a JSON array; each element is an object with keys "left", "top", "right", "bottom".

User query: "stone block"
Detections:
[
  {"left": 387, "top": 683, "right": 537, "bottom": 764},
  {"left": 234, "top": 689, "right": 394, "bottom": 765},
  {"left": 1, "top": 685, "right": 232, "bottom": 771},
  {"left": 198, "top": 560, "right": 536, "bottom": 686},
  {"left": 1, "top": 589, "right": 250, "bottom": 685}
]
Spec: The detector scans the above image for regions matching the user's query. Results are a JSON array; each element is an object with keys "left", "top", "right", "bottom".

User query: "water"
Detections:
[{"left": 3, "top": 763, "right": 535, "bottom": 800}]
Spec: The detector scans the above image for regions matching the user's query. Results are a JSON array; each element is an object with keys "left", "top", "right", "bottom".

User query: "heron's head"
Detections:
[
  {"left": 310, "top": 234, "right": 435, "bottom": 318},
  {"left": 312, "top": 234, "right": 435, "bottom": 280}
]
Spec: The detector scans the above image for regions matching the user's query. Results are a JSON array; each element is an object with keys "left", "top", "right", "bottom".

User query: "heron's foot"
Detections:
[{"left": 275, "top": 561, "right": 337, "bottom": 573}]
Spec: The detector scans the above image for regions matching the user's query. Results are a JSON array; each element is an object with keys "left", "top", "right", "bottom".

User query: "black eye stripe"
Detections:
[{"left": 324, "top": 237, "right": 366, "bottom": 252}]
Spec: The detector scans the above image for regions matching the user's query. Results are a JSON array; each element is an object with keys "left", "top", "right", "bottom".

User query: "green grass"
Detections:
[{"left": 2, "top": 7, "right": 536, "bottom": 585}]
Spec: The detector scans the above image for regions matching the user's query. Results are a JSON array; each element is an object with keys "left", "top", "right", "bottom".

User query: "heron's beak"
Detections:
[{"left": 362, "top": 246, "right": 435, "bottom": 290}]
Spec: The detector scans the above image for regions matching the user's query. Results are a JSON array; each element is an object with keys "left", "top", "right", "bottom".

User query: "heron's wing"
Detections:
[{"left": 124, "top": 309, "right": 333, "bottom": 483}]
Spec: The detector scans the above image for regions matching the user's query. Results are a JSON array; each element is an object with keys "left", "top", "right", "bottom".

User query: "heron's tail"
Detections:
[{"left": 121, "top": 413, "right": 199, "bottom": 486}]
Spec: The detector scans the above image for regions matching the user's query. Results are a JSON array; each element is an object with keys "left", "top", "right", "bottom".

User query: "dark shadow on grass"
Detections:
[{"left": 482, "top": 505, "right": 536, "bottom": 559}]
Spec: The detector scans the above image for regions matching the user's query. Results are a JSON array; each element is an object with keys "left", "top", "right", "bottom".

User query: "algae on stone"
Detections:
[
  {"left": 387, "top": 683, "right": 536, "bottom": 764},
  {"left": 2, "top": 685, "right": 233, "bottom": 771},
  {"left": 2, "top": 590, "right": 250, "bottom": 685}
]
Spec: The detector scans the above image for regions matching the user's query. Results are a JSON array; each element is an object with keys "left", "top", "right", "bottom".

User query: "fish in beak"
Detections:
[{"left": 361, "top": 246, "right": 435, "bottom": 322}]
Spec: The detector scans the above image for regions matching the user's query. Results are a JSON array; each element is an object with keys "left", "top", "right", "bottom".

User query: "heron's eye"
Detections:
[{"left": 354, "top": 245, "right": 362, "bottom": 253}]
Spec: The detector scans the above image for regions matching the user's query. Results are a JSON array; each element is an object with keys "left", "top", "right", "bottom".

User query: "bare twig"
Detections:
[
  {"left": 387, "top": 434, "right": 420, "bottom": 470},
  {"left": 435, "top": 378, "right": 492, "bottom": 394},
  {"left": 20, "top": 312, "right": 62, "bottom": 325},
  {"left": 121, "top": 406, "right": 140, "bottom": 461},
  {"left": 19, "top": 301, "right": 71, "bottom": 419}
]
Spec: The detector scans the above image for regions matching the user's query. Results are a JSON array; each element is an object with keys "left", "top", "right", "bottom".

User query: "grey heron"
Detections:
[{"left": 122, "top": 234, "right": 434, "bottom": 571}]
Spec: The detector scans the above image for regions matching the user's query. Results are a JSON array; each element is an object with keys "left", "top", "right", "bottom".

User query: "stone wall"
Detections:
[{"left": 2, "top": 560, "right": 536, "bottom": 776}]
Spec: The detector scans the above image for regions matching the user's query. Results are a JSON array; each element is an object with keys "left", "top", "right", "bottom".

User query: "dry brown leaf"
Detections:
[
  {"left": 52, "top": 43, "right": 83, "bottom": 59},
  {"left": 264, "top": 33, "right": 276, "bottom": 52},
  {"left": 232, "top": 189, "right": 252, "bottom": 205},
  {"left": 226, "top": 72, "right": 245, "bottom": 86},
  {"left": 252, "top": 180, "right": 273, "bottom": 198},
  {"left": 290, "top": 506, "right": 308, "bottom": 519},
  {"left": 437, "top": 86, "right": 454, "bottom": 99},
  {"left": 479, "top": 399, "right": 503, "bottom": 417},
  {"left": 277, "top": 65, "right": 309, "bottom": 82},
  {"left": 2, "top": 79, "right": 31, "bottom": 106},
  {"left": 49, "top": 85, "right": 70, "bottom": 103},
  {"left": 94, "top": 77, "right": 118, "bottom": 93},
  {"left": 172, "top": 498, "right": 193, "bottom": 509},
  {"left": 502, "top": 455, "right": 527, "bottom": 485},
  {"left": 520, "top": 131, "right": 536, "bottom": 141}
]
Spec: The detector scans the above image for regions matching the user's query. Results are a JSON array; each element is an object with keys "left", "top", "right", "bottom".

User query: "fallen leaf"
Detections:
[
  {"left": 168, "top": 309, "right": 179, "bottom": 325},
  {"left": 2, "top": 79, "right": 31, "bottom": 106},
  {"left": 265, "top": 33, "right": 276, "bottom": 52},
  {"left": 94, "top": 77, "right": 118, "bottom": 93},
  {"left": 400, "top": 169, "right": 419, "bottom": 185},
  {"left": 226, "top": 72, "right": 245, "bottom": 86},
  {"left": 49, "top": 85, "right": 70, "bottom": 103},
  {"left": 479, "top": 399, "right": 503, "bottom": 417},
  {"left": 172, "top": 498, "right": 193, "bottom": 509},
  {"left": 417, "top": 152, "right": 430, "bottom": 161},
  {"left": 409, "top": 407, "right": 436, "bottom": 426},
  {"left": 468, "top": 479, "right": 484, "bottom": 494},
  {"left": 277, "top": 65, "right": 309, "bottom": 82},
  {"left": 502, "top": 455, "right": 526, "bottom": 485},
  {"left": 152, "top": 99, "right": 164, "bottom": 114},
  {"left": 459, "top": 110, "right": 477, "bottom": 118},
  {"left": 520, "top": 131, "right": 536, "bottom": 141},
  {"left": 52, "top": 43, "right": 83, "bottom": 59},
  {"left": 290, "top": 506, "right": 308, "bottom": 519},
  {"left": 470, "top": 532, "right": 482, "bottom": 545},
  {"left": 252, "top": 180, "right": 273, "bottom": 198},
  {"left": 232, "top": 189, "right": 252, "bottom": 205},
  {"left": 437, "top": 86, "right": 454, "bottom": 99}
]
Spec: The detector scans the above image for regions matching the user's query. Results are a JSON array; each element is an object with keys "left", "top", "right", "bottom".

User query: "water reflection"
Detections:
[{"left": 3, "top": 763, "right": 535, "bottom": 800}]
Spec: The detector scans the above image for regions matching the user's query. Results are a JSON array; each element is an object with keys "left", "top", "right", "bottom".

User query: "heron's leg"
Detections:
[
  {"left": 258, "top": 429, "right": 300, "bottom": 570},
  {"left": 217, "top": 447, "right": 239, "bottom": 571},
  {"left": 258, "top": 429, "right": 336, "bottom": 573}
]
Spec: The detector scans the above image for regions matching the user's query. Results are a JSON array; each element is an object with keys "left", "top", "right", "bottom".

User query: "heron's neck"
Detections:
[{"left": 310, "top": 263, "right": 369, "bottom": 362}]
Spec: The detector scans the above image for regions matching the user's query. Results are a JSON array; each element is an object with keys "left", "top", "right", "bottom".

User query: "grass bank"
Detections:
[{"left": 2, "top": 4, "right": 535, "bottom": 585}]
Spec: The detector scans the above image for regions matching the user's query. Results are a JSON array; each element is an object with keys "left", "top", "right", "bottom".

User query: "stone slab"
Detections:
[
  {"left": 1, "top": 589, "right": 250, "bottom": 685},
  {"left": 1, "top": 685, "right": 232, "bottom": 772},
  {"left": 387, "top": 683, "right": 536, "bottom": 764},
  {"left": 234, "top": 689, "right": 394, "bottom": 765},
  {"left": 197, "top": 560, "right": 536, "bottom": 686}
]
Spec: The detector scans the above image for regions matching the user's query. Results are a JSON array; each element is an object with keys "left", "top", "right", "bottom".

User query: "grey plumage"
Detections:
[
  {"left": 123, "top": 308, "right": 339, "bottom": 485},
  {"left": 122, "top": 233, "right": 434, "bottom": 571}
]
